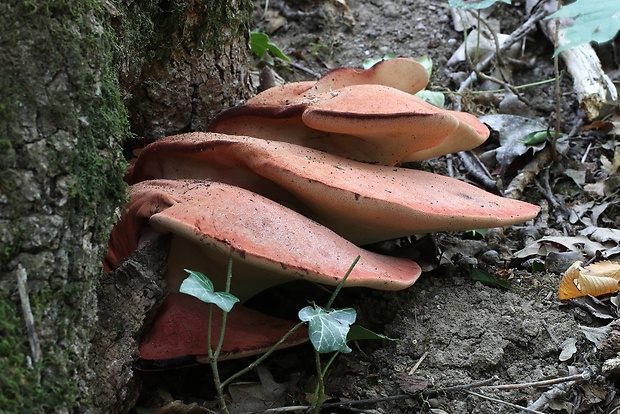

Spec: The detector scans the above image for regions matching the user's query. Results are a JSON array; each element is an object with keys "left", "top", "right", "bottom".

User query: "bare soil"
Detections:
[{"left": 136, "top": 1, "right": 620, "bottom": 412}]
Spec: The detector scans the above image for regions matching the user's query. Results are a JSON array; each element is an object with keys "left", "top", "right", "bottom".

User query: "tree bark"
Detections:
[{"left": 0, "top": 1, "right": 252, "bottom": 412}]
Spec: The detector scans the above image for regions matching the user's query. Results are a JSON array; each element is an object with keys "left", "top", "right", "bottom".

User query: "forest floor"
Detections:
[{"left": 137, "top": 0, "right": 620, "bottom": 413}]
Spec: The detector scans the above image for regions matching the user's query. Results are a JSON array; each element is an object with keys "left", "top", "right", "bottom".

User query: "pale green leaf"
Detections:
[
  {"left": 362, "top": 53, "right": 396, "bottom": 70},
  {"left": 299, "top": 305, "right": 356, "bottom": 353},
  {"left": 180, "top": 269, "right": 240, "bottom": 313},
  {"left": 415, "top": 90, "right": 445, "bottom": 108},
  {"left": 449, "top": 0, "right": 511, "bottom": 11},
  {"left": 250, "top": 31, "right": 291, "bottom": 62},
  {"left": 414, "top": 55, "right": 433, "bottom": 77},
  {"left": 547, "top": 0, "right": 620, "bottom": 55}
]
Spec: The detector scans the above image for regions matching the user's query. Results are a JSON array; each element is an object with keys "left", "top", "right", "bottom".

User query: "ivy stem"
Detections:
[
  {"left": 311, "top": 350, "right": 325, "bottom": 414},
  {"left": 326, "top": 255, "right": 360, "bottom": 308},
  {"left": 221, "top": 321, "right": 305, "bottom": 388},
  {"left": 209, "top": 259, "right": 235, "bottom": 414}
]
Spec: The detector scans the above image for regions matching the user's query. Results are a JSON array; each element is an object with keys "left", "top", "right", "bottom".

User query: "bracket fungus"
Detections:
[
  {"left": 106, "top": 179, "right": 421, "bottom": 302},
  {"left": 138, "top": 293, "right": 308, "bottom": 366},
  {"left": 209, "top": 59, "right": 489, "bottom": 165},
  {"left": 128, "top": 133, "right": 540, "bottom": 245},
  {"left": 106, "top": 58, "right": 540, "bottom": 367}
]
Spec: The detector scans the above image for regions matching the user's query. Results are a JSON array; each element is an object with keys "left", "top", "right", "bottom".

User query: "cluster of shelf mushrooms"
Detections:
[{"left": 105, "top": 58, "right": 540, "bottom": 365}]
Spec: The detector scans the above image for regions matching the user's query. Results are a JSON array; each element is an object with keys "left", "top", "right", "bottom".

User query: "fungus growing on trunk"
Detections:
[
  {"left": 128, "top": 133, "right": 540, "bottom": 245},
  {"left": 106, "top": 179, "right": 422, "bottom": 301},
  {"left": 138, "top": 293, "right": 308, "bottom": 365},
  {"left": 107, "top": 59, "right": 540, "bottom": 367},
  {"left": 209, "top": 60, "right": 489, "bottom": 165}
]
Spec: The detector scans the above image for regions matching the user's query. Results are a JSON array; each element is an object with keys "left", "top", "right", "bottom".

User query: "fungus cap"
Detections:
[
  {"left": 106, "top": 179, "right": 422, "bottom": 301},
  {"left": 139, "top": 293, "right": 308, "bottom": 363},
  {"left": 129, "top": 133, "right": 540, "bottom": 245}
]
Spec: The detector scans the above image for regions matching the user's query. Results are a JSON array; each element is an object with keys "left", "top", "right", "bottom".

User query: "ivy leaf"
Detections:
[
  {"left": 414, "top": 55, "right": 433, "bottom": 77},
  {"left": 449, "top": 0, "right": 511, "bottom": 11},
  {"left": 249, "top": 31, "right": 291, "bottom": 62},
  {"left": 548, "top": 0, "right": 620, "bottom": 55},
  {"left": 298, "top": 305, "right": 356, "bottom": 353},
  {"left": 362, "top": 53, "right": 396, "bottom": 70},
  {"left": 180, "top": 269, "right": 240, "bottom": 313},
  {"left": 415, "top": 90, "right": 445, "bottom": 108},
  {"left": 471, "top": 268, "right": 513, "bottom": 290}
]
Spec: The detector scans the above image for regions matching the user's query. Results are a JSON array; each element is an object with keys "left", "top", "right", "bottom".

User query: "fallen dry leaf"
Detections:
[{"left": 558, "top": 260, "right": 620, "bottom": 300}]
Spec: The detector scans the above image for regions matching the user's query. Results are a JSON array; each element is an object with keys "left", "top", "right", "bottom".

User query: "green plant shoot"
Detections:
[
  {"left": 547, "top": 0, "right": 620, "bottom": 56},
  {"left": 180, "top": 269, "right": 239, "bottom": 312},
  {"left": 298, "top": 305, "right": 356, "bottom": 353},
  {"left": 449, "top": 0, "right": 511, "bottom": 10},
  {"left": 250, "top": 31, "right": 291, "bottom": 63}
]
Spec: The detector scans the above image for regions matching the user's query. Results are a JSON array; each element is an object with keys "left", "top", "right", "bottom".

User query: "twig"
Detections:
[
  {"left": 525, "top": 380, "right": 574, "bottom": 412},
  {"left": 250, "top": 376, "right": 498, "bottom": 413},
  {"left": 221, "top": 321, "right": 305, "bottom": 388},
  {"left": 465, "top": 390, "right": 547, "bottom": 414},
  {"left": 484, "top": 371, "right": 590, "bottom": 390},
  {"left": 458, "top": 151, "right": 499, "bottom": 193},
  {"left": 408, "top": 351, "right": 428, "bottom": 375},
  {"left": 541, "top": 320, "right": 560, "bottom": 347},
  {"left": 278, "top": 58, "right": 322, "bottom": 79},
  {"left": 551, "top": 1, "right": 562, "bottom": 162},
  {"left": 504, "top": 147, "right": 553, "bottom": 200},
  {"left": 534, "top": 168, "right": 570, "bottom": 232},
  {"left": 16, "top": 264, "right": 42, "bottom": 365},
  {"left": 446, "top": 153, "right": 455, "bottom": 178},
  {"left": 458, "top": 6, "right": 549, "bottom": 92}
]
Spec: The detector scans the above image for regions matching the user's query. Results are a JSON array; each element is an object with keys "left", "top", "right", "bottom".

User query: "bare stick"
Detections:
[
  {"left": 251, "top": 377, "right": 499, "bottom": 413},
  {"left": 16, "top": 264, "right": 42, "bottom": 364},
  {"left": 551, "top": 4, "right": 562, "bottom": 162},
  {"left": 484, "top": 371, "right": 590, "bottom": 390},
  {"left": 458, "top": 151, "right": 499, "bottom": 193},
  {"left": 504, "top": 147, "right": 552, "bottom": 200},
  {"left": 408, "top": 351, "right": 428, "bottom": 375},
  {"left": 458, "top": 6, "right": 549, "bottom": 92},
  {"left": 465, "top": 390, "right": 547, "bottom": 414}
]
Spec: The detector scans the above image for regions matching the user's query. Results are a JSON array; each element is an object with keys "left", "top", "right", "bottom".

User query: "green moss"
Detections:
[
  {"left": 0, "top": 296, "right": 56, "bottom": 413},
  {"left": 112, "top": 0, "right": 253, "bottom": 67},
  {"left": 0, "top": 1, "right": 129, "bottom": 411}
]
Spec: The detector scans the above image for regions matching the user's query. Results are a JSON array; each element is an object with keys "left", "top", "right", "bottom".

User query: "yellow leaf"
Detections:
[{"left": 558, "top": 260, "right": 620, "bottom": 300}]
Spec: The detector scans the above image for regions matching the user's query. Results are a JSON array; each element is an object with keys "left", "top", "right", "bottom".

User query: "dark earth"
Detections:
[{"left": 135, "top": 0, "right": 620, "bottom": 412}]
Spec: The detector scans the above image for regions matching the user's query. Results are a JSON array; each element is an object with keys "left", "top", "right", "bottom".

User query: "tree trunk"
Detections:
[{"left": 0, "top": 1, "right": 252, "bottom": 412}]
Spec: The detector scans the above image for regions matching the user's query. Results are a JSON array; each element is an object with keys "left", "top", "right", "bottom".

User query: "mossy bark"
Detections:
[{"left": 0, "top": 0, "right": 253, "bottom": 412}]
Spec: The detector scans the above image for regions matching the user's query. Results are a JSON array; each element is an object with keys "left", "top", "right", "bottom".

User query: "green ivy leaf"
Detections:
[
  {"left": 449, "top": 0, "right": 511, "bottom": 11},
  {"left": 180, "top": 269, "right": 240, "bottom": 313},
  {"left": 414, "top": 90, "right": 445, "bottom": 108},
  {"left": 548, "top": 0, "right": 620, "bottom": 55},
  {"left": 471, "top": 268, "right": 514, "bottom": 290},
  {"left": 250, "top": 31, "right": 291, "bottom": 62},
  {"left": 298, "top": 305, "right": 356, "bottom": 353},
  {"left": 414, "top": 55, "right": 433, "bottom": 77},
  {"left": 362, "top": 53, "right": 396, "bottom": 70}
]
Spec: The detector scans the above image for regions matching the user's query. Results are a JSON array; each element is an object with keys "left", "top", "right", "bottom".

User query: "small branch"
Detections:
[
  {"left": 278, "top": 58, "right": 322, "bottom": 79},
  {"left": 465, "top": 390, "right": 547, "bottom": 414},
  {"left": 458, "top": 151, "right": 499, "bottom": 193},
  {"left": 504, "top": 147, "right": 553, "bottom": 200},
  {"left": 221, "top": 321, "right": 305, "bottom": 388},
  {"left": 458, "top": 6, "right": 549, "bottom": 92},
  {"left": 533, "top": 168, "right": 570, "bottom": 232},
  {"left": 484, "top": 371, "right": 590, "bottom": 390},
  {"left": 408, "top": 351, "right": 428, "bottom": 375},
  {"left": 16, "top": 265, "right": 42, "bottom": 365},
  {"left": 551, "top": 5, "right": 562, "bottom": 162},
  {"left": 250, "top": 377, "right": 498, "bottom": 413}
]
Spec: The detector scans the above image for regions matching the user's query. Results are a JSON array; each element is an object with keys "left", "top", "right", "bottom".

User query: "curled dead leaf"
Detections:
[{"left": 559, "top": 261, "right": 620, "bottom": 300}]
